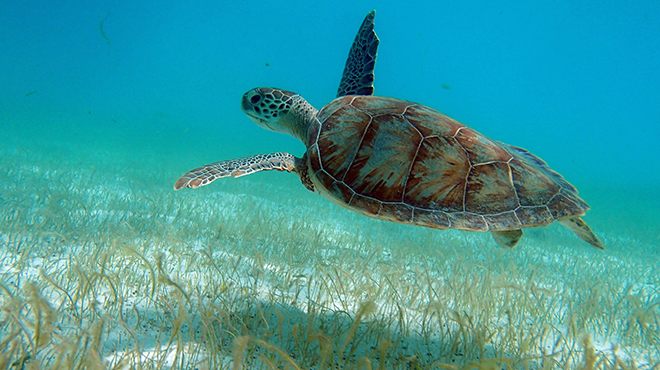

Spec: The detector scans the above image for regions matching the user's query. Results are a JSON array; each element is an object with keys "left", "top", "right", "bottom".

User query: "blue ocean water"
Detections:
[
  {"left": 2, "top": 0, "right": 659, "bottom": 181},
  {"left": 1, "top": 0, "right": 659, "bottom": 367},
  {"left": 2, "top": 2, "right": 659, "bottom": 179}
]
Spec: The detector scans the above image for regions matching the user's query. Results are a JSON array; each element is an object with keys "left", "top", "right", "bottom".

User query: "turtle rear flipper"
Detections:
[
  {"left": 559, "top": 217, "right": 605, "bottom": 249},
  {"left": 492, "top": 229, "right": 523, "bottom": 249},
  {"left": 337, "top": 10, "right": 379, "bottom": 97},
  {"left": 174, "top": 152, "right": 297, "bottom": 190}
]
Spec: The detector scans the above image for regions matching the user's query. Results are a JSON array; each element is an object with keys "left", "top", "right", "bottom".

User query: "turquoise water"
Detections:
[{"left": 1, "top": 0, "right": 659, "bottom": 368}]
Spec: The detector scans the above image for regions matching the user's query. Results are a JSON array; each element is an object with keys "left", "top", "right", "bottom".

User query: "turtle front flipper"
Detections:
[
  {"left": 336, "top": 10, "right": 380, "bottom": 97},
  {"left": 174, "top": 152, "right": 297, "bottom": 190}
]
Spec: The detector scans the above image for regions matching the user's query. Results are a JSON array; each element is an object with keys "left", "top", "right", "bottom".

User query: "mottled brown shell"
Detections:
[{"left": 305, "top": 95, "right": 589, "bottom": 231}]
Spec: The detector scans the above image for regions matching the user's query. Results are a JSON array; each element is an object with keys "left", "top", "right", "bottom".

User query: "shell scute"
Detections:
[
  {"left": 515, "top": 206, "right": 554, "bottom": 226},
  {"left": 413, "top": 208, "right": 451, "bottom": 229},
  {"left": 348, "top": 193, "right": 382, "bottom": 216},
  {"left": 455, "top": 128, "right": 512, "bottom": 164},
  {"left": 448, "top": 212, "right": 488, "bottom": 231},
  {"left": 315, "top": 104, "right": 371, "bottom": 179},
  {"left": 308, "top": 144, "right": 322, "bottom": 175},
  {"left": 342, "top": 112, "right": 422, "bottom": 202},
  {"left": 404, "top": 135, "right": 468, "bottom": 210},
  {"left": 482, "top": 211, "right": 522, "bottom": 230},
  {"left": 328, "top": 179, "right": 354, "bottom": 205},
  {"left": 314, "top": 169, "right": 337, "bottom": 195},
  {"left": 404, "top": 105, "right": 464, "bottom": 137},
  {"left": 379, "top": 203, "right": 415, "bottom": 223},
  {"left": 547, "top": 191, "right": 587, "bottom": 219},
  {"left": 509, "top": 157, "right": 560, "bottom": 206},
  {"left": 349, "top": 95, "right": 408, "bottom": 114},
  {"left": 464, "top": 162, "right": 519, "bottom": 214},
  {"left": 316, "top": 97, "right": 350, "bottom": 123}
]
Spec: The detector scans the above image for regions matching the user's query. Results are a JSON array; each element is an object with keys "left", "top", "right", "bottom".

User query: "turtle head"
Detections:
[{"left": 241, "top": 87, "right": 317, "bottom": 143}]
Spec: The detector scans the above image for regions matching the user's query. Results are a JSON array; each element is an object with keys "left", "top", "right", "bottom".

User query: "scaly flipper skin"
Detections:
[
  {"left": 336, "top": 10, "right": 379, "bottom": 97},
  {"left": 558, "top": 217, "right": 605, "bottom": 249},
  {"left": 491, "top": 230, "right": 524, "bottom": 249},
  {"left": 174, "top": 152, "right": 296, "bottom": 190}
]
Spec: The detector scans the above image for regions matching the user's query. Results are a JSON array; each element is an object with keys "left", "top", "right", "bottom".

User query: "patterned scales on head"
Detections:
[{"left": 174, "top": 11, "right": 604, "bottom": 250}]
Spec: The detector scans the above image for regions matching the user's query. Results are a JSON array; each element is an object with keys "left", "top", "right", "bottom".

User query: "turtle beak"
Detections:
[
  {"left": 242, "top": 104, "right": 276, "bottom": 132},
  {"left": 244, "top": 111, "right": 272, "bottom": 130}
]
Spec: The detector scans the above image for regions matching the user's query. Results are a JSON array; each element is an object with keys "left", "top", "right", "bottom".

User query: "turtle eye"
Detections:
[{"left": 250, "top": 94, "right": 261, "bottom": 104}]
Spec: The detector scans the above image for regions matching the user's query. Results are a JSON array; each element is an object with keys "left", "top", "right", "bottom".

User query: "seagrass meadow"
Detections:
[
  {"left": 1, "top": 115, "right": 659, "bottom": 369},
  {"left": 2, "top": 0, "right": 660, "bottom": 369}
]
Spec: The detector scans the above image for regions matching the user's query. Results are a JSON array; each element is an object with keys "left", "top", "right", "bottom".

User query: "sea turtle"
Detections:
[{"left": 174, "top": 11, "right": 604, "bottom": 250}]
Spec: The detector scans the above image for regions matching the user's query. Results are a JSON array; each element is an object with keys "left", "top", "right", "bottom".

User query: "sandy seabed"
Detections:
[{"left": 1, "top": 126, "right": 659, "bottom": 369}]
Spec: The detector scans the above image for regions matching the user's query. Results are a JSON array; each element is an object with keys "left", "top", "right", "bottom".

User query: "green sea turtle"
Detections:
[{"left": 174, "top": 11, "right": 604, "bottom": 250}]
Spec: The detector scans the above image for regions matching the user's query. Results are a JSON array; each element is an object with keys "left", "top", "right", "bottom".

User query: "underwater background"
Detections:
[{"left": 1, "top": 0, "right": 659, "bottom": 368}]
